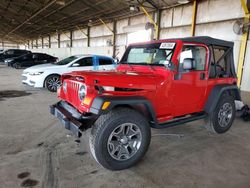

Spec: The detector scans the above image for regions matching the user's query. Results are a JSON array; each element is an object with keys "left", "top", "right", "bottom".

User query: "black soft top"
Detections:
[{"left": 177, "top": 36, "right": 234, "bottom": 48}]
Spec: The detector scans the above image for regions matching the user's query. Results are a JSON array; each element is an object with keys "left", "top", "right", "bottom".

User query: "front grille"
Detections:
[
  {"left": 22, "top": 76, "right": 27, "bottom": 81},
  {"left": 67, "top": 81, "right": 80, "bottom": 105}
]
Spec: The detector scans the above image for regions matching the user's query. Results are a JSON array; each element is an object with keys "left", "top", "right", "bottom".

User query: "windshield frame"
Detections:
[{"left": 120, "top": 42, "right": 176, "bottom": 67}]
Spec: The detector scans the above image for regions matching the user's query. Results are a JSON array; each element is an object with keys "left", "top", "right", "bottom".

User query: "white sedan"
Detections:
[{"left": 22, "top": 54, "right": 116, "bottom": 92}]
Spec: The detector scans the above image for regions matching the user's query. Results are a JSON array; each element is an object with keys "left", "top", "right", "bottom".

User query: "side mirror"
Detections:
[
  {"left": 183, "top": 58, "right": 194, "bottom": 70},
  {"left": 72, "top": 63, "right": 80, "bottom": 67},
  {"left": 114, "top": 58, "right": 119, "bottom": 64}
]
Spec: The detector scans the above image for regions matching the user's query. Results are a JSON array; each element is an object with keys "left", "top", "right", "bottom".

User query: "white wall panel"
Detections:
[
  {"left": 197, "top": 0, "right": 244, "bottom": 24},
  {"left": 90, "top": 24, "right": 113, "bottom": 37},
  {"left": 51, "top": 42, "right": 57, "bottom": 48},
  {"left": 82, "top": 46, "right": 113, "bottom": 57},
  {"left": 60, "top": 41, "right": 70, "bottom": 48},
  {"left": 129, "top": 14, "right": 151, "bottom": 25},
  {"left": 161, "top": 9, "right": 173, "bottom": 28},
  {"left": 116, "top": 34, "right": 127, "bottom": 46},
  {"left": 90, "top": 36, "right": 112, "bottom": 47},
  {"left": 60, "top": 32, "right": 71, "bottom": 41},
  {"left": 160, "top": 26, "right": 190, "bottom": 39},
  {"left": 117, "top": 19, "right": 129, "bottom": 34},
  {"left": 73, "top": 39, "right": 88, "bottom": 47},
  {"left": 73, "top": 29, "right": 88, "bottom": 39},
  {"left": 195, "top": 20, "right": 241, "bottom": 41},
  {"left": 31, "top": 46, "right": 113, "bottom": 60},
  {"left": 50, "top": 34, "right": 58, "bottom": 43},
  {"left": 173, "top": 4, "right": 192, "bottom": 26}
]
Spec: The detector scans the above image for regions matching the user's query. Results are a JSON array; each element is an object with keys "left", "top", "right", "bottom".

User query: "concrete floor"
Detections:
[{"left": 0, "top": 64, "right": 250, "bottom": 188}]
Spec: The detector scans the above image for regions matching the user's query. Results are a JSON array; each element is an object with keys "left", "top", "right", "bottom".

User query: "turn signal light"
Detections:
[{"left": 102, "top": 102, "right": 111, "bottom": 110}]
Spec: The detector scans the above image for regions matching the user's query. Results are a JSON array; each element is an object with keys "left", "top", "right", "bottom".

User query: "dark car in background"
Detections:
[
  {"left": 0, "top": 49, "right": 31, "bottom": 63},
  {"left": 8, "top": 52, "right": 58, "bottom": 69}
]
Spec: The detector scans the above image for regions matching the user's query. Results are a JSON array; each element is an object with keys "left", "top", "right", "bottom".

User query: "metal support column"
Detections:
[
  {"left": 42, "top": 37, "right": 44, "bottom": 48},
  {"left": 238, "top": 0, "right": 250, "bottom": 86},
  {"left": 48, "top": 35, "right": 51, "bottom": 48},
  {"left": 156, "top": 9, "right": 161, "bottom": 40},
  {"left": 70, "top": 30, "right": 73, "bottom": 48},
  {"left": 87, "top": 26, "right": 90, "bottom": 47},
  {"left": 58, "top": 33, "right": 60, "bottom": 48},
  {"left": 191, "top": 0, "right": 197, "bottom": 36},
  {"left": 112, "top": 21, "right": 117, "bottom": 58},
  {"left": 36, "top": 39, "right": 38, "bottom": 48}
]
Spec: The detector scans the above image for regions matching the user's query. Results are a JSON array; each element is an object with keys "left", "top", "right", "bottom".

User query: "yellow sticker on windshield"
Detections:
[{"left": 159, "top": 43, "right": 175, "bottom": 49}]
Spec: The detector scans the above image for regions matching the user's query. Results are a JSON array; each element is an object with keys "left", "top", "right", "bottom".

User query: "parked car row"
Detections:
[
  {"left": 0, "top": 49, "right": 31, "bottom": 63},
  {"left": 0, "top": 49, "right": 58, "bottom": 69},
  {"left": 6, "top": 53, "right": 58, "bottom": 68}
]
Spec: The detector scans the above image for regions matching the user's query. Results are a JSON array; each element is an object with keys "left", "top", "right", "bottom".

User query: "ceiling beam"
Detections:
[
  {"left": 24, "top": 0, "right": 110, "bottom": 35},
  {"left": 3, "top": 0, "right": 57, "bottom": 38}
]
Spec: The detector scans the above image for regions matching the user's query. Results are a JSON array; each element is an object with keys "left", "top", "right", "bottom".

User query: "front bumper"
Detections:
[
  {"left": 50, "top": 101, "right": 97, "bottom": 137},
  {"left": 21, "top": 73, "right": 44, "bottom": 88}
]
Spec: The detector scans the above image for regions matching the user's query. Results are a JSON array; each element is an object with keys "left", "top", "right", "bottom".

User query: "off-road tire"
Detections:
[
  {"left": 45, "top": 75, "right": 61, "bottom": 92},
  {"left": 205, "top": 94, "right": 235, "bottom": 134},
  {"left": 89, "top": 107, "right": 151, "bottom": 170}
]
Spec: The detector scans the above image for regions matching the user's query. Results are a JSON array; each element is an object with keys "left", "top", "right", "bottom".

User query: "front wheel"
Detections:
[
  {"left": 205, "top": 94, "right": 236, "bottom": 134},
  {"left": 89, "top": 108, "right": 151, "bottom": 170},
  {"left": 45, "top": 75, "right": 61, "bottom": 92},
  {"left": 13, "top": 63, "right": 21, "bottom": 69}
]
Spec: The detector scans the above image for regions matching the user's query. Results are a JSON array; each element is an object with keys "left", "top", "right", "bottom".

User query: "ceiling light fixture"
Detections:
[
  {"left": 56, "top": 0, "right": 65, "bottom": 6},
  {"left": 177, "top": 0, "right": 190, "bottom": 4},
  {"left": 129, "top": 5, "right": 140, "bottom": 12}
]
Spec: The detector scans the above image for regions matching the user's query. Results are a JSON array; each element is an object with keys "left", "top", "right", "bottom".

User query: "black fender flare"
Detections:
[
  {"left": 89, "top": 96, "right": 158, "bottom": 126},
  {"left": 204, "top": 84, "right": 241, "bottom": 114}
]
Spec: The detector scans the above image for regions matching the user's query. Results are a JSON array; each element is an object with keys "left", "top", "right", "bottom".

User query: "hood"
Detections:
[
  {"left": 65, "top": 70, "right": 164, "bottom": 90},
  {"left": 24, "top": 63, "right": 58, "bottom": 72},
  {"left": 4, "top": 57, "right": 15, "bottom": 62}
]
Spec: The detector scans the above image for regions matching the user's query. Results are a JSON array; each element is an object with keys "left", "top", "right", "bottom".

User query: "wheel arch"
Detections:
[
  {"left": 90, "top": 96, "right": 158, "bottom": 127},
  {"left": 204, "top": 84, "right": 241, "bottom": 115}
]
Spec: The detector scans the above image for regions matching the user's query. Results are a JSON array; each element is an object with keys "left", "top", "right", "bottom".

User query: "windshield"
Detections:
[
  {"left": 55, "top": 56, "right": 80, "bottom": 65},
  {"left": 120, "top": 42, "right": 175, "bottom": 66}
]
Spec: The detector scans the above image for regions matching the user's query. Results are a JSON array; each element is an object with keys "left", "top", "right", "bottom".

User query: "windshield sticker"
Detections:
[{"left": 159, "top": 43, "right": 175, "bottom": 49}]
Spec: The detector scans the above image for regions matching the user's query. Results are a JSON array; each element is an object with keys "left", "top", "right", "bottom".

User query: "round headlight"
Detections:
[
  {"left": 79, "top": 85, "right": 86, "bottom": 100},
  {"left": 63, "top": 82, "right": 67, "bottom": 93}
]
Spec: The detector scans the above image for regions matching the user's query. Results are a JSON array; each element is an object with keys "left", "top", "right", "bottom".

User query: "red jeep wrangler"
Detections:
[{"left": 50, "top": 36, "right": 241, "bottom": 170}]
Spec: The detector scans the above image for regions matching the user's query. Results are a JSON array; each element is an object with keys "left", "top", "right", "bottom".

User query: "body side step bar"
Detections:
[{"left": 152, "top": 112, "right": 207, "bottom": 129}]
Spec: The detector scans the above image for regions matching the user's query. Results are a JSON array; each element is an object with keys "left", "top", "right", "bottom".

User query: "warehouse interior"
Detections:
[{"left": 1, "top": 0, "right": 250, "bottom": 187}]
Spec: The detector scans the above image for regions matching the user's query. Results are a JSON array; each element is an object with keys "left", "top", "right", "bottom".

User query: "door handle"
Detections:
[{"left": 200, "top": 72, "right": 205, "bottom": 80}]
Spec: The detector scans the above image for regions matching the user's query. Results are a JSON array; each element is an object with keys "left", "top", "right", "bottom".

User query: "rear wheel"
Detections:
[
  {"left": 205, "top": 94, "right": 235, "bottom": 134},
  {"left": 45, "top": 75, "right": 61, "bottom": 92},
  {"left": 89, "top": 108, "right": 151, "bottom": 170}
]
